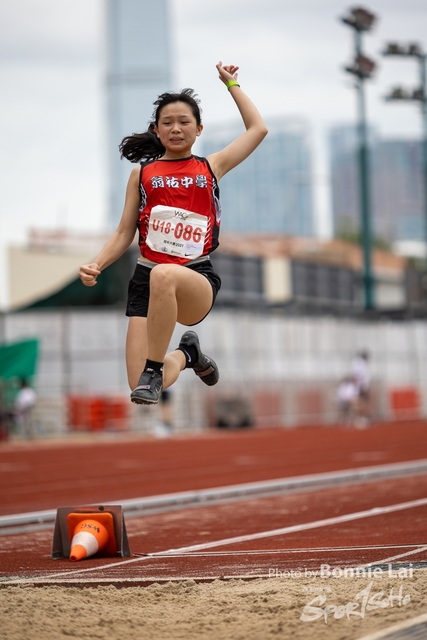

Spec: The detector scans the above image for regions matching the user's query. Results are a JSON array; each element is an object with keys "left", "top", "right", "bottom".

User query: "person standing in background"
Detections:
[
  {"left": 336, "top": 375, "right": 358, "bottom": 425},
  {"left": 14, "top": 378, "right": 37, "bottom": 439},
  {"left": 351, "top": 351, "right": 371, "bottom": 427}
]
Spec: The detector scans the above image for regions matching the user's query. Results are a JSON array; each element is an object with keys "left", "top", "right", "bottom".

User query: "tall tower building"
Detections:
[
  {"left": 329, "top": 125, "right": 362, "bottom": 236},
  {"left": 105, "top": 0, "right": 173, "bottom": 228},
  {"left": 201, "top": 118, "right": 314, "bottom": 235},
  {"left": 374, "top": 140, "right": 424, "bottom": 241},
  {"left": 329, "top": 124, "right": 424, "bottom": 243}
]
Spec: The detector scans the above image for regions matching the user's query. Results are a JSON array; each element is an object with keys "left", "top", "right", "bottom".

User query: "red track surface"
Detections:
[{"left": 1, "top": 422, "right": 427, "bottom": 585}]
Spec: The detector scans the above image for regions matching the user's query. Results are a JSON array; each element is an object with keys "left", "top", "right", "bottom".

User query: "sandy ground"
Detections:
[{"left": 1, "top": 570, "right": 426, "bottom": 640}]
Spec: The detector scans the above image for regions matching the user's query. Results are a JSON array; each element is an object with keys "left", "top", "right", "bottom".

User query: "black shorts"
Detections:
[{"left": 126, "top": 259, "right": 221, "bottom": 323}]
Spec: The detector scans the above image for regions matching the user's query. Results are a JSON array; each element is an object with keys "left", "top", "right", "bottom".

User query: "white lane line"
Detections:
[
  {"left": 139, "top": 544, "right": 427, "bottom": 558},
  {"left": 4, "top": 496, "right": 427, "bottom": 584},
  {"left": 157, "top": 497, "right": 427, "bottom": 554},
  {"left": 358, "top": 544, "right": 427, "bottom": 567}
]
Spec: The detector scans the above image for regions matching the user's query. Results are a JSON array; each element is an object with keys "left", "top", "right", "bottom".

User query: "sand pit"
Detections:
[{"left": 1, "top": 569, "right": 426, "bottom": 640}]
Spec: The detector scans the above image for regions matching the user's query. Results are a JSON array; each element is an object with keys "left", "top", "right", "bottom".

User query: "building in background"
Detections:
[
  {"left": 6, "top": 227, "right": 412, "bottom": 314},
  {"left": 329, "top": 124, "right": 424, "bottom": 246},
  {"left": 6, "top": 229, "right": 115, "bottom": 310},
  {"left": 201, "top": 118, "right": 315, "bottom": 236},
  {"left": 329, "top": 125, "right": 367, "bottom": 238},
  {"left": 212, "top": 233, "right": 408, "bottom": 312},
  {"left": 105, "top": 0, "right": 173, "bottom": 228},
  {"left": 374, "top": 140, "right": 425, "bottom": 243}
]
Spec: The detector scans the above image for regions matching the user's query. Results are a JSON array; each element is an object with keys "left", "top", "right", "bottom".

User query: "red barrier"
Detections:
[
  {"left": 297, "top": 388, "right": 324, "bottom": 425},
  {"left": 67, "top": 396, "right": 130, "bottom": 431},
  {"left": 254, "top": 390, "right": 282, "bottom": 427},
  {"left": 389, "top": 387, "right": 421, "bottom": 420}
]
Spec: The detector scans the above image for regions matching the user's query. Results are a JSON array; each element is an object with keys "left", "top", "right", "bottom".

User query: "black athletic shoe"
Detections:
[
  {"left": 130, "top": 368, "right": 163, "bottom": 405},
  {"left": 178, "top": 331, "right": 219, "bottom": 386}
]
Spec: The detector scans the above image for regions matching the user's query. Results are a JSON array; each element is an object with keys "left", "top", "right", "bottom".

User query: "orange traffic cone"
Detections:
[
  {"left": 69, "top": 519, "right": 109, "bottom": 561},
  {"left": 52, "top": 507, "right": 128, "bottom": 560}
]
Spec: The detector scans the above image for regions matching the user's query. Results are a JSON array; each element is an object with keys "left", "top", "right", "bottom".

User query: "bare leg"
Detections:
[
  {"left": 146, "top": 264, "right": 213, "bottom": 362},
  {"left": 126, "top": 317, "right": 148, "bottom": 390},
  {"left": 126, "top": 318, "right": 186, "bottom": 390},
  {"left": 126, "top": 264, "right": 213, "bottom": 392}
]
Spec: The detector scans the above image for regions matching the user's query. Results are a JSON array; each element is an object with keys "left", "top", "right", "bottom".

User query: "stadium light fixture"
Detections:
[
  {"left": 341, "top": 7, "right": 376, "bottom": 32},
  {"left": 345, "top": 54, "right": 376, "bottom": 79}
]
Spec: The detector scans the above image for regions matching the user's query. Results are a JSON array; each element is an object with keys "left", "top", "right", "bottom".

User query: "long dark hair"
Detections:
[{"left": 119, "top": 88, "right": 202, "bottom": 163}]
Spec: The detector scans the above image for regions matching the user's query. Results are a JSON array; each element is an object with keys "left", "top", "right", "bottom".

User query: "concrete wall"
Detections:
[{"left": 1, "top": 308, "right": 426, "bottom": 435}]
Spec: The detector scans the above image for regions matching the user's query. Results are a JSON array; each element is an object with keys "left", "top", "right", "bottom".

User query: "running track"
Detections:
[{"left": 1, "top": 422, "right": 427, "bottom": 586}]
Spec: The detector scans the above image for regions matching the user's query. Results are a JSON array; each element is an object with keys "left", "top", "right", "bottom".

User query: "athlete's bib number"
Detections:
[{"left": 147, "top": 205, "right": 207, "bottom": 260}]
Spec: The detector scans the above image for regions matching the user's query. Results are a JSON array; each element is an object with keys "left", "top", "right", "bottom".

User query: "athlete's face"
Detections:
[{"left": 155, "top": 102, "right": 203, "bottom": 158}]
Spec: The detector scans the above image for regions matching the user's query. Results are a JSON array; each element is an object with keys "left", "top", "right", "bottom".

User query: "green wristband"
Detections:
[{"left": 226, "top": 80, "right": 240, "bottom": 90}]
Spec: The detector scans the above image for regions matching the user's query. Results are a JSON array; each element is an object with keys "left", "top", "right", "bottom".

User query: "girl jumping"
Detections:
[{"left": 79, "top": 62, "right": 267, "bottom": 405}]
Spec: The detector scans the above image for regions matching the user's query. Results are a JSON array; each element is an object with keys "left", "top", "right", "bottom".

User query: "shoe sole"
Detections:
[
  {"left": 130, "top": 392, "right": 160, "bottom": 405},
  {"left": 195, "top": 358, "right": 219, "bottom": 386}
]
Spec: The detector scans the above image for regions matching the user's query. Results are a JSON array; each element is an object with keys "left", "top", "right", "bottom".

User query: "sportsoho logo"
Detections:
[{"left": 300, "top": 581, "right": 411, "bottom": 624}]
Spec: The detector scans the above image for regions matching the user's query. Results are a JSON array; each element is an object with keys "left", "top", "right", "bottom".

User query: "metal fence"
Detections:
[{"left": 1, "top": 308, "right": 426, "bottom": 436}]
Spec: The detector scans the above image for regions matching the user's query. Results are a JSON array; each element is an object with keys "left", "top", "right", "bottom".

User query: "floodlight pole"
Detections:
[
  {"left": 341, "top": 8, "right": 377, "bottom": 311},
  {"left": 354, "top": 28, "right": 375, "bottom": 310}
]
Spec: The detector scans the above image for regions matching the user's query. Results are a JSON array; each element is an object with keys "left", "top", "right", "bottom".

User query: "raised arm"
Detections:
[
  {"left": 79, "top": 165, "right": 141, "bottom": 287},
  {"left": 207, "top": 62, "right": 268, "bottom": 182}
]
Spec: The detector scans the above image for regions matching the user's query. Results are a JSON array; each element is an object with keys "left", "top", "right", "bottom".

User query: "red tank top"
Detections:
[{"left": 138, "top": 155, "right": 221, "bottom": 265}]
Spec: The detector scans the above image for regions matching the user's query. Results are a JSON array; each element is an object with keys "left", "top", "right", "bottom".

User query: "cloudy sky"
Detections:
[{"left": 0, "top": 0, "right": 426, "bottom": 306}]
